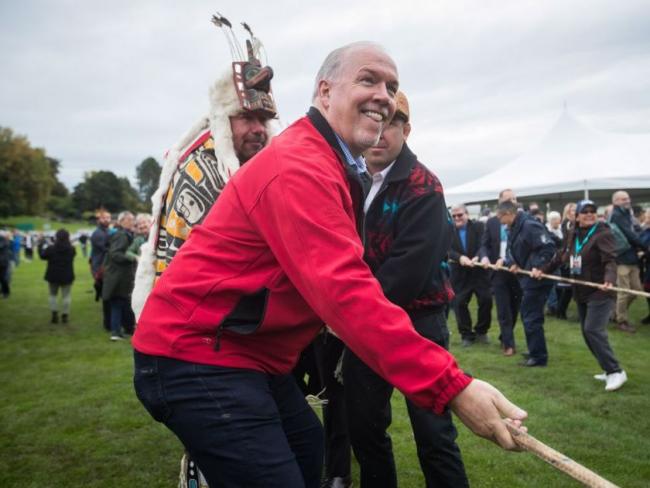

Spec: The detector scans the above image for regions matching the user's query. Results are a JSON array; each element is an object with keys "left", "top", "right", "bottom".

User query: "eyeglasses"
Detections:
[
  {"left": 451, "top": 214, "right": 465, "bottom": 218},
  {"left": 580, "top": 209, "right": 596, "bottom": 215}
]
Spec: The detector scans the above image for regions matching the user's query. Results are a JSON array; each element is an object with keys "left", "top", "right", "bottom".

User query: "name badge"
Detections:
[{"left": 570, "top": 255, "right": 582, "bottom": 275}]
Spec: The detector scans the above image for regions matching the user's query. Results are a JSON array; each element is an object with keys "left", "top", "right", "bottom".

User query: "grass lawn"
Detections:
[
  {"left": 0, "top": 249, "right": 648, "bottom": 487},
  {"left": 0, "top": 215, "right": 91, "bottom": 234}
]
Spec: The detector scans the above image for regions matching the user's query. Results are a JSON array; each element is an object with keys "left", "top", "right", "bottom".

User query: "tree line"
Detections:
[{"left": 0, "top": 126, "right": 161, "bottom": 219}]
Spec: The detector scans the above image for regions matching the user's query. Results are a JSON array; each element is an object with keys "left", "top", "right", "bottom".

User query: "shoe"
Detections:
[
  {"left": 110, "top": 335, "right": 125, "bottom": 341},
  {"left": 520, "top": 358, "right": 547, "bottom": 367},
  {"left": 62, "top": 314, "right": 68, "bottom": 324},
  {"left": 475, "top": 334, "right": 490, "bottom": 344},
  {"left": 461, "top": 338, "right": 474, "bottom": 347},
  {"left": 593, "top": 372, "right": 607, "bottom": 381},
  {"left": 545, "top": 307, "right": 557, "bottom": 317},
  {"left": 51, "top": 312, "right": 59, "bottom": 324},
  {"left": 605, "top": 371, "right": 627, "bottom": 391},
  {"left": 641, "top": 315, "right": 650, "bottom": 325},
  {"left": 557, "top": 312, "right": 568, "bottom": 320},
  {"left": 615, "top": 322, "right": 636, "bottom": 333},
  {"left": 321, "top": 476, "right": 353, "bottom": 488},
  {"left": 522, "top": 352, "right": 531, "bottom": 359},
  {"left": 503, "top": 347, "right": 515, "bottom": 356}
]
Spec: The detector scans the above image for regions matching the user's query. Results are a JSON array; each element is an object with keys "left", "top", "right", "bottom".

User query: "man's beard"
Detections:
[{"left": 357, "top": 122, "right": 384, "bottom": 152}]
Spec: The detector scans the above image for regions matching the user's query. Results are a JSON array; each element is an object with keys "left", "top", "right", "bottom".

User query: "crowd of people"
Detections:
[
  {"left": 448, "top": 189, "right": 650, "bottom": 388},
  {"left": 3, "top": 26, "right": 650, "bottom": 488}
]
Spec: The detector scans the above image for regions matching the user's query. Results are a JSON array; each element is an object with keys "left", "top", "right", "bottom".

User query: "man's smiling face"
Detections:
[{"left": 318, "top": 46, "right": 398, "bottom": 157}]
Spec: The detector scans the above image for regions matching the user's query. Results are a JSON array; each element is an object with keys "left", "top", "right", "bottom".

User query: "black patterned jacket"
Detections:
[{"left": 364, "top": 143, "right": 454, "bottom": 315}]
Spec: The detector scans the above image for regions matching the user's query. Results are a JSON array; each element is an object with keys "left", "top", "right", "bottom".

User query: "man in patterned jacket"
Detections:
[{"left": 343, "top": 92, "right": 469, "bottom": 488}]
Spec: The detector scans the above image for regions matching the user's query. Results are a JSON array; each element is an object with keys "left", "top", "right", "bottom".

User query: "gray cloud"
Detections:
[{"left": 1, "top": 0, "right": 649, "bottom": 190}]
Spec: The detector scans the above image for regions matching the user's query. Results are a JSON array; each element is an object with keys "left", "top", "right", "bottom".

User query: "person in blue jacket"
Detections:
[{"left": 496, "top": 201, "right": 557, "bottom": 367}]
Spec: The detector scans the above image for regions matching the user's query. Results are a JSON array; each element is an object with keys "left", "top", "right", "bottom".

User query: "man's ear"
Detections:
[
  {"left": 403, "top": 122, "right": 412, "bottom": 140},
  {"left": 317, "top": 80, "right": 332, "bottom": 110}
]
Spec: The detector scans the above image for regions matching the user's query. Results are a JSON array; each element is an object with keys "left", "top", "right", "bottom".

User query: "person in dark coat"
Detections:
[
  {"left": 609, "top": 191, "right": 649, "bottom": 331},
  {"left": 449, "top": 204, "right": 492, "bottom": 347},
  {"left": 479, "top": 189, "right": 522, "bottom": 356},
  {"left": 0, "top": 231, "right": 12, "bottom": 298},
  {"left": 39, "top": 229, "right": 76, "bottom": 323},
  {"left": 90, "top": 210, "right": 112, "bottom": 331},
  {"left": 539, "top": 200, "right": 627, "bottom": 391},
  {"left": 344, "top": 92, "right": 468, "bottom": 488},
  {"left": 102, "top": 211, "right": 136, "bottom": 340},
  {"left": 496, "top": 200, "right": 556, "bottom": 367}
]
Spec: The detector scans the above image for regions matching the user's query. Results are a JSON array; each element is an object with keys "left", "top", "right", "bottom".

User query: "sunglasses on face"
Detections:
[
  {"left": 580, "top": 209, "right": 596, "bottom": 215},
  {"left": 452, "top": 213, "right": 465, "bottom": 218}
]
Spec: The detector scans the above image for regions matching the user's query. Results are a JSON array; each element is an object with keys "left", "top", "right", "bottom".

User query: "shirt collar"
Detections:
[{"left": 334, "top": 134, "right": 367, "bottom": 174}]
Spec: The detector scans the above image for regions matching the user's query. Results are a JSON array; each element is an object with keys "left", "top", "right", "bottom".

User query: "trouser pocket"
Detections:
[{"left": 133, "top": 351, "right": 171, "bottom": 423}]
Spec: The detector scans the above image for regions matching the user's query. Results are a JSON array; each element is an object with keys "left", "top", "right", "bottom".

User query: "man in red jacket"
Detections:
[{"left": 133, "top": 41, "right": 527, "bottom": 488}]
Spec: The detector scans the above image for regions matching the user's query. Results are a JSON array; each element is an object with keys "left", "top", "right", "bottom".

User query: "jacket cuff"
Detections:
[{"left": 432, "top": 371, "right": 473, "bottom": 415}]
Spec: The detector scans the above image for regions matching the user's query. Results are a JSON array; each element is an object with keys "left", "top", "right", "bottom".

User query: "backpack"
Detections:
[{"left": 606, "top": 221, "right": 632, "bottom": 257}]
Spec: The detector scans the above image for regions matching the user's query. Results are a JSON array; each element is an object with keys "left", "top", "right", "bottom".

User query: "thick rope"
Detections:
[{"left": 504, "top": 420, "right": 620, "bottom": 488}]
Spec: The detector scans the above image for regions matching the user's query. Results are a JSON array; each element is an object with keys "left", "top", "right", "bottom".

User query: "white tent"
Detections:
[{"left": 445, "top": 110, "right": 650, "bottom": 206}]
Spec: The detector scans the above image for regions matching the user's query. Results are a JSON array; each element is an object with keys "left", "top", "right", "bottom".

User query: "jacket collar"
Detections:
[
  {"left": 509, "top": 210, "right": 529, "bottom": 242},
  {"left": 307, "top": 106, "right": 350, "bottom": 166},
  {"left": 384, "top": 143, "right": 418, "bottom": 184}
]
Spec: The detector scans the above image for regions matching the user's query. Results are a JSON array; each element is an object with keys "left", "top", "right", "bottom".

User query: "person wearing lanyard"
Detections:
[{"left": 535, "top": 199, "right": 627, "bottom": 391}]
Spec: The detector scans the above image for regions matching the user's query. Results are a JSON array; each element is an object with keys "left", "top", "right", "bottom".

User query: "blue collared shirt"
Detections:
[
  {"left": 334, "top": 134, "right": 367, "bottom": 174},
  {"left": 459, "top": 226, "right": 467, "bottom": 252}
]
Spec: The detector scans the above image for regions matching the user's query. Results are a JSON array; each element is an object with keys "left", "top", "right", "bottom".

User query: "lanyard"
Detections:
[{"left": 574, "top": 224, "right": 597, "bottom": 255}]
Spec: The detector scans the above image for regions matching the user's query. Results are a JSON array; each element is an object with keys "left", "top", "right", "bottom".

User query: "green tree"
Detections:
[
  {"left": 119, "top": 176, "right": 144, "bottom": 213},
  {"left": 72, "top": 170, "right": 124, "bottom": 213},
  {"left": 0, "top": 127, "right": 55, "bottom": 217},
  {"left": 46, "top": 157, "right": 77, "bottom": 218},
  {"left": 135, "top": 157, "right": 161, "bottom": 206},
  {"left": 72, "top": 170, "right": 144, "bottom": 214}
]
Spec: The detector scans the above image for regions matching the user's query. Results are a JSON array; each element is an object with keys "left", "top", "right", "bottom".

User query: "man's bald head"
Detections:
[
  {"left": 612, "top": 190, "right": 631, "bottom": 209},
  {"left": 312, "top": 42, "right": 399, "bottom": 157}
]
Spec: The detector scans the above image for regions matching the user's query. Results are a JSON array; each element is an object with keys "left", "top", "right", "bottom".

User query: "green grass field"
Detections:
[{"left": 1, "top": 248, "right": 648, "bottom": 487}]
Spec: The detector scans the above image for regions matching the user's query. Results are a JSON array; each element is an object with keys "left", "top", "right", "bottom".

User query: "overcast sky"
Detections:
[{"left": 1, "top": 0, "right": 649, "bottom": 192}]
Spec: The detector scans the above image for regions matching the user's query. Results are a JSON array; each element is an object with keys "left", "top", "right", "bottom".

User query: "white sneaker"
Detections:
[
  {"left": 605, "top": 371, "right": 627, "bottom": 391},
  {"left": 593, "top": 373, "right": 607, "bottom": 381},
  {"left": 110, "top": 335, "right": 125, "bottom": 341}
]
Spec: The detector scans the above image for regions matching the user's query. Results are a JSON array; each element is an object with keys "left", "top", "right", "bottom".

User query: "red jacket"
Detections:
[{"left": 133, "top": 108, "right": 472, "bottom": 414}]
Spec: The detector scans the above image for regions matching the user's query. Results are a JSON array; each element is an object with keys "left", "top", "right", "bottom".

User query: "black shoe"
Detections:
[
  {"left": 461, "top": 338, "right": 474, "bottom": 347},
  {"left": 475, "top": 334, "right": 490, "bottom": 345},
  {"left": 520, "top": 358, "right": 547, "bottom": 367},
  {"left": 61, "top": 314, "right": 68, "bottom": 324},
  {"left": 321, "top": 477, "right": 353, "bottom": 488},
  {"left": 641, "top": 315, "right": 650, "bottom": 325},
  {"left": 51, "top": 312, "right": 59, "bottom": 324}
]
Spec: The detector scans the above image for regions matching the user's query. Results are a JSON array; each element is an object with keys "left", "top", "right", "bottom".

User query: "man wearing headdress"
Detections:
[{"left": 130, "top": 15, "right": 277, "bottom": 488}]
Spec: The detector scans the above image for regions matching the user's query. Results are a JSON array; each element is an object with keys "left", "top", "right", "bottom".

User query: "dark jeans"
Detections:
[
  {"left": 109, "top": 297, "right": 135, "bottom": 336},
  {"left": 520, "top": 283, "right": 552, "bottom": 364},
  {"left": 492, "top": 271, "right": 522, "bottom": 348},
  {"left": 133, "top": 351, "right": 324, "bottom": 488},
  {"left": 577, "top": 299, "right": 621, "bottom": 374},
  {"left": 343, "top": 312, "right": 468, "bottom": 488},
  {"left": 453, "top": 281, "right": 493, "bottom": 340},
  {"left": 0, "top": 263, "right": 9, "bottom": 297}
]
